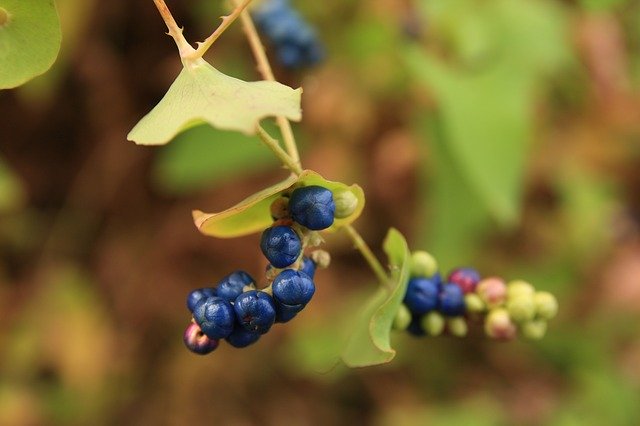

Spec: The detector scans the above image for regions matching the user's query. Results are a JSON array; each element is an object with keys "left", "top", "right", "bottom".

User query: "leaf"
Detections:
[
  {"left": 341, "top": 228, "right": 411, "bottom": 367},
  {"left": 0, "top": 0, "right": 62, "bottom": 89},
  {"left": 193, "top": 170, "right": 365, "bottom": 238},
  {"left": 127, "top": 58, "right": 302, "bottom": 145}
]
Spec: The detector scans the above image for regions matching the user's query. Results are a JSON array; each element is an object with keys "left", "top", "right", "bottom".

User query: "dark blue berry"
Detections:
[
  {"left": 272, "top": 269, "right": 315, "bottom": 306},
  {"left": 300, "top": 256, "right": 316, "bottom": 278},
  {"left": 275, "top": 301, "right": 304, "bottom": 323},
  {"left": 225, "top": 326, "right": 261, "bottom": 348},
  {"left": 183, "top": 322, "right": 219, "bottom": 355},
  {"left": 186, "top": 287, "right": 217, "bottom": 313},
  {"left": 216, "top": 270, "right": 255, "bottom": 303},
  {"left": 407, "top": 315, "right": 426, "bottom": 337},
  {"left": 403, "top": 275, "right": 442, "bottom": 315},
  {"left": 448, "top": 267, "right": 481, "bottom": 294},
  {"left": 439, "top": 283, "right": 466, "bottom": 317},
  {"left": 193, "top": 296, "right": 235, "bottom": 339},
  {"left": 289, "top": 186, "right": 336, "bottom": 230},
  {"left": 260, "top": 225, "right": 302, "bottom": 268},
  {"left": 234, "top": 290, "right": 276, "bottom": 334}
]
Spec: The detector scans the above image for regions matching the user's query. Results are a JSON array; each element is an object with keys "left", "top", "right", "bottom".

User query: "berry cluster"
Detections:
[
  {"left": 252, "top": 0, "right": 324, "bottom": 69},
  {"left": 394, "top": 251, "right": 558, "bottom": 340},
  {"left": 183, "top": 185, "right": 339, "bottom": 355}
]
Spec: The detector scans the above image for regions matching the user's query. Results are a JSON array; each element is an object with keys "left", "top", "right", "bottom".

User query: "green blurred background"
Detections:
[{"left": 1, "top": 0, "right": 640, "bottom": 424}]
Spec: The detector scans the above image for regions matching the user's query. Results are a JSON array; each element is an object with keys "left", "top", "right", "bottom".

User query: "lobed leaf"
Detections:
[
  {"left": 193, "top": 170, "right": 365, "bottom": 238},
  {"left": 0, "top": 0, "right": 62, "bottom": 89},
  {"left": 341, "top": 228, "right": 411, "bottom": 367},
  {"left": 127, "top": 58, "right": 302, "bottom": 145}
]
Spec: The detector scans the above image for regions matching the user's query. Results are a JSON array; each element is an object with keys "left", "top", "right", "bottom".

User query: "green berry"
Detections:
[
  {"left": 410, "top": 251, "right": 438, "bottom": 278},
  {"left": 333, "top": 188, "right": 359, "bottom": 218},
  {"left": 421, "top": 311, "right": 445, "bottom": 336},
  {"left": 522, "top": 319, "right": 547, "bottom": 340},
  {"left": 464, "top": 293, "right": 486, "bottom": 313},
  {"left": 507, "top": 293, "right": 536, "bottom": 323},
  {"left": 447, "top": 317, "right": 468, "bottom": 337},
  {"left": 484, "top": 308, "right": 517, "bottom": 340},
  {"left": 392, "top": 304, "right": 412, "bottom": 330},
  {"left": 507, "top": 280, "right": 535, "bottom": 299},
  {"left": 476, "top": 277, "right": 507, "bottom": 308},
  {"left": 534, "top": 291, "right": 558, "bottom": 320}
]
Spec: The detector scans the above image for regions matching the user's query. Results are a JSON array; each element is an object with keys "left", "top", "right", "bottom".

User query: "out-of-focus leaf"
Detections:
[
  {"left": 127, "top": 58, "right": 302, "bottom": 145},
  {"left": 0, "top": 156, "right": 25, "bottom": 212},
  {"left": 341, "top": 228, "right": 410, "bottom": 367},
  {"left": 0, "top": 0, "right": 61, "bottom": 89},
  {"left": 193, "top": 170, "right": 365, "bottom": 238}
]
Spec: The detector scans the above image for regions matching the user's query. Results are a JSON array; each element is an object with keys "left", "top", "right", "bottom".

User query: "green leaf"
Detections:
[
  {"left": 0, "top": 0, "right": 61, "bottom": 89},
  {"left": 193, "top": 170, "right": 365, "bottom": 238},
  {"left": 127, "top": 58, "right": 302, "bottom": 145},
  {"left": 341, "top": 228, "right": 411, "bottom": 367}
]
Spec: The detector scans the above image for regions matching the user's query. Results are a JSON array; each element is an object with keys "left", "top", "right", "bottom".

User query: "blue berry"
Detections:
[
  {"left": 407, "top": 315, "right": 426, "bottom": 337},
  {"left": 275, "top": 302, "right": 304, "bottom": 323},
  {"left": 260, "top": 225, "right": 302, "bottom": 268},
  {"left": 234, "top": 290, "right": 276, "bottom": 334},
  {"left": 439, "top": 283, "right": 466, "bottom": 317},
  {"left": 216, "top": 270, "right": 255, "bottom": 303},
  {"left": 289, "top": 186, "right": 336, "bottom": 230},
  {"left": 193, "top": 296, "right": 236, "bottom": 339},
  {"left": 448, "top": 267, "right": 481, "bottom": 294},
  {"left": 186, "top": 287, "right": 217, "bottom": 313},
  {"left": 403, "top": 275, "right": 442, "bottom": 315},
  {"left": 183, "top": 322, "right": 219, "bottom": 355},
  {"left": 272, "top": 269, "right": 315, "bottom": 306},
  {"left": 300, "top": 256, "right": 316, "bottom": 278},
  {"left": 225, "top": 326, "right": 261, "bottom": 348}
]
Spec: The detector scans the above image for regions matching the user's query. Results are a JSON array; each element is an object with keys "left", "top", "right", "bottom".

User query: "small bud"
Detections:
[
  {"left": 421, "top": 311, "right": 445, "bottom": 336},
  {"left": 306, "top": 231, "right": 324, "bottom": 247},
  {"left": 447, "top": 317, "right": 468, "bottom": 337},
  {"left": 484, "top": 308, "right": 517, "bottom": 340},
  {"left": 392, "top": 304, "right": 412, "bottom": 330},
  {"left": 507, "top": 280, "right": 535, "bottom": 299},
  {"left": 410, "top": 251, "right": 438, "bottom": 278},
  {"left": 506, "top": 294, "right": 536, "bottom": 323},
  {"left": 464, "top": 293, "right": 486, "bottom": 313},
  {"left": 476, "top": 277, "right": 507, "bottom": 308},
  {"left": 534, "top": 291, "right": 558, "bottom": 320},
  {"left": 270, "top": 196, "right": 290, "bottom": 220},
  {"left": 310, "top": 249, "right": 331, "bottom": 269},
  {"left": 333, "top": 188, "right": 358, "bottom": 218},
  {"left": 521, "top": 319, "right": 547, "bottom": 340}
]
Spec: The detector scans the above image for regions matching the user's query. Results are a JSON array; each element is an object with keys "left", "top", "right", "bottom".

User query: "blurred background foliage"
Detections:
[{"left": 1, "top": 0, "right": 639, "bottom": 424}]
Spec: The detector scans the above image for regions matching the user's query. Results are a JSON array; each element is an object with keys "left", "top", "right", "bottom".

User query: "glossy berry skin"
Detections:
[
  {"left": 193, "top": 297, "right": 235, "bottom": 339},
  {"left": 183, "top": 323, "right": 219, "bottom": 355},
  {"left": 289, "top": 186, "right": 336, "bottom": 230},
  {"left": 260, "top": 225, "right": 302, "bottom": 268},
  {"left": 217, "top": 270, "right": 255, "bottom": 303},
  {"left": 225, "top": 326, "right": 261, "bottom": 348},
  {"left": 439, "top": 283, "right": 466, "bottom": 317},
  {"left": 275, "top": 302, "right": 304, "bottom": 323},
  {"left": 448, "top": 267, "right": 481, "bottom": 294},
  {"left": 186, "top": 287, "right": 217, "bottom": 313},
  {"left": 234, "top": 291, "right": 276, "bottom": 334},
  {"left": 300, "top": 256, "right": 316, "bottom": 278},
  {"left": 403, "top": 275, "right": 442, "bottom": 315},
  {"left": 272, "top": 269, "right": 315, "bottom": 306}
]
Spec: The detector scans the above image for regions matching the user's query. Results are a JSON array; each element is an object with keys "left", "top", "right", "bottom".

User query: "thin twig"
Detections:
[
  {"left": 344, "top": 225, "right": 391, "bottom": 289},
  {"left": 152, "top": 0, "right": 195, "bottom": 58},
  {"left": 191, "top": 0, "right": 253, "bottom": 59},
  {"left": 256, "top": 125, "right": 303, "bottom": 175}
]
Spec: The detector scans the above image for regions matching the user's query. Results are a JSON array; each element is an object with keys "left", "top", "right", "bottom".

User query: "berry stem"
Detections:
[
  {"left": 152, "top": 0, "right": 196, "bottom": 59},
  {"left": 343, "top": 225, "right": 391, "bottom": 289},
  {"left": 233, "top": 0, "right": 302, "bottom": 168},
  {"left": 191, "top": 0, "right": 253, "bottom": 59},
  {"left": 255, "top": 125, "right": 303, "bottom": 175}
]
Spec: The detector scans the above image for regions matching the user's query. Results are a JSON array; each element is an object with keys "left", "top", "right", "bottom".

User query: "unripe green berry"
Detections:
[
  {"left": 464, "top": 293, "right": 486, "bottom": 313},
  {"left": 507, "top": 280, "right": 535, "bottom": 299},
  {"left": 310, "top": 249, "right": 331, "bottom": 269},
  {"left": 421, "top": 311, "right": 445, "bottom": 336},
  {"left": 506, "top": 293, "right": 536, "bottom": 323},
  {"left": 484, "top": 308, "right": 517, "bottom": 340},
  {"left": 534, "top": 291, "right": 558, "bottom": 320},
  {"left": 410, "top": 251, "right": 438, "bottom": 278},
  {"left": 521, "top": 319, "right": 547, "bottom": 340},
  {"left": 392, "top": 304, "right": 412, "bottom": 330},
  {"left": 333, "top": 188, "right": 358, "bottom": 218},
  {"left": 447, "top": 317, "right": 468, "bottom": 337},
  {"left": 476, "top": 277, "right": 507, "bottom": 308}
]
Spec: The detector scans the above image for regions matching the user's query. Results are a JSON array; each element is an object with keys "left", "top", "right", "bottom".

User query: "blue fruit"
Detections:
[
  {"left": 272, "top": 269, "right": 315, "bottom": 306},
  {"left": 289, "top": 186, "right": 336, "bottom": 230},
  {"left": 300, "top": 256, "right": 316, "bottom": 278},
  {"left": 448, "top": 267, "right": 481, "bottom": 294},
  {"left": 260, "top": 225, "right": 302, "bottom": 268},
  {"left": 183, "top": 322, "right": 219, "bottom": 355},
  {"left": 234, "top": 290, "right": 276, "bottom": 334},
  {"left": 225, "top": 326, "right": 261, "bottom": 348},
  {"left": 275, "top": 301, "right": 305, "bottom": 323},
  {"left": 403, "top": 275, "right": 442, "bottom": 315},
  {"left": 193, "top": 296, "right": 235, "bottom": 339},
  {"left": 407, "top": 315, "right": 426, "bottom": 337},
  {"left": 439, "top": 283, "right": 466, "bottom": 317},
  {"left": 186, "top": 287, "right": 217, "bottom": 313},
  {"left": 217, "top": 270, "right": 255, "bottom": 303}
]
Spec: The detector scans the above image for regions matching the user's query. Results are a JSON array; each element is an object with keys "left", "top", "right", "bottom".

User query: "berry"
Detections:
[
  {"left": 407, "top": 315, "right": 426, "bottom": 337},
  {"left": 299, "top": 256, "right": 316, "bottom": 278},
  {"left": 217, "top": 270, "right": 255, "bottom": 303},
  {"left": 464, "top": 293, "right": 486, "bottom": 313},
  {"left": 226, "top": 326, "right": 261, "bottom": 348},
  {"left": 234, "top": 290, "right": 276, "bottom": 334},
  {"left": 183, "top": 323, "right": 219, "bottom": 355},
  {"left": 272, "top": 269, "right": 315, "bottom": 306},
  {"left": 484, "top": 308, "right": 517, "bottom": 340},
  {"left": 333, "top": 188, "right": 359, "bottom": 218},
  {"left": 260, "top": 225, "right": 302, "bottom": 268},
  {"left": 403, "top": 275, "right": 441, "bottom": 315},
  {"left": 421, "top": 311, "right": 445, "bottom": 336},
  {"left": 522, "top": 319, "right": 548, "bottom": 340},
  {"left": 534, "top": 291, "right": 558, "bottom": 320},
  {"left": 289, "top": 185, "right": 336, "bottom": 230},
  {"left": 448, "top": 267, "right": 481, "bottom": 294},
  {"left": 392, "top": 304, "right": 412, "bottom": 330},
  {"left": 506, "top": 293, "right": 536, "bottom": 323},
  {"left": 193, "top": 297, "right": 235, "bottom": 339},
  {"left": 447, "top": 317, "right": 468, "bottom": 337},
  {"left": 476, "top": 277, "right": 508, "bottom": 308},
  {"left": 186, "top": 287, "right": 217, "bottom": 313},
  {"left": 275, "top": 301, "right": 304, "bottom": 323},
  {"left": 439, "top": 283, "right": 466, "bottom": 317},
  {"left": 410, "top": 251, "right": 438, "bottom": 278},
  {"left": 507, "top": 280, "right": 535, "bottom": 299}
]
